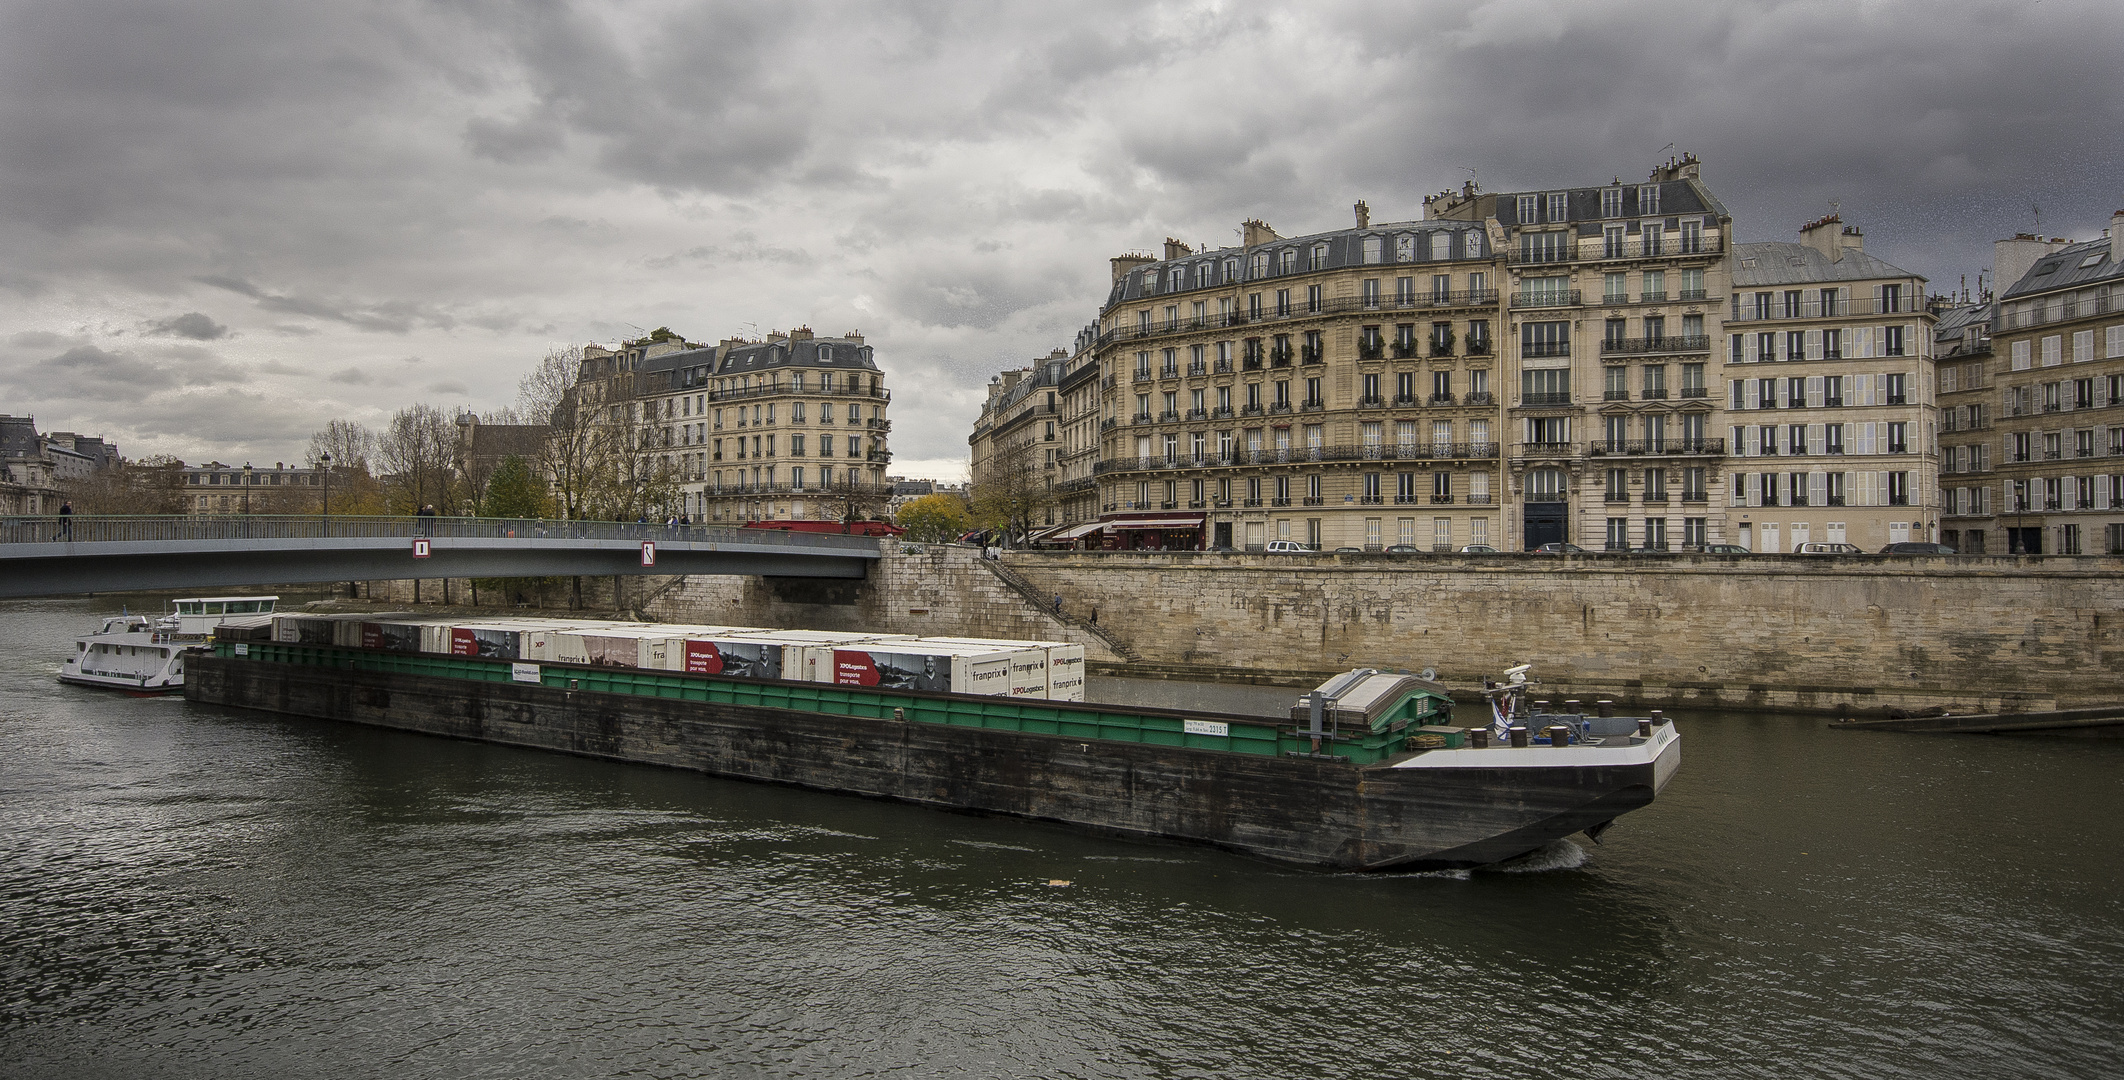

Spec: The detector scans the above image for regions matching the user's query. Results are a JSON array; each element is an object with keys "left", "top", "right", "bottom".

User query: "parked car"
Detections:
[
  {"left": 1531, "top": 542, "right": 1586, "bottom": 554},
  {"left": 1263, "top": 540, "right": 1314, "bottom": 553},
  {"left": 1700, "top": 544, "right": 1753, "bottom": 554},
  {"left": 1795, "top": 542, "right": 1865, "bottom": 555},
  {"left": 1384, "top": 544, "right": 1427, "bottom": 554},
  {"left": 1458, "top": 544, "right": 1499, "bottom": 553},
  {"left": 1332, "top": 546, "right": 1366, "bottom": 553},
  {"left": 1880, "top": 541, "right": 1957, "bottom": 555}
]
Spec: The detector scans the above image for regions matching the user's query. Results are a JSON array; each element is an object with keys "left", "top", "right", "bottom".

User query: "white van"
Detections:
[{"left": 1264, "top": 540, "right": 1314, "bottom": 553}]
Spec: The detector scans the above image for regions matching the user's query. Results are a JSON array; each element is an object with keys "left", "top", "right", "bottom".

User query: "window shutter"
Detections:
[
  {"left": 1806, "top": 330, "right": 1823, "bottom": 360},
  {"left": 2064, "top": 478, "right": 2079, "bottom": 511},
  {"left": 1750, "top": 474, "right": 1762, "bottom": 507},
  {"left": 1731, "top": 426, "right": 1746, "bottom": 457},
  {"left": 1746, "top": 381, "right": 1760, "bottom": 409},
  {"left": 1808, "top": 376, "right": 1824, "bottom": 407},
  {"left": 1874, "top": 284, "right": 1885, "bottom": 313},
  {"left": 2097, "top": 380, "right": 2110, "bottom": 409},
  {"left": 1809, "top": 424, "right": 1825, "bottom": 455},
  {"left": 1810, "top": 471, "right": 1826, "bottom": 506}
]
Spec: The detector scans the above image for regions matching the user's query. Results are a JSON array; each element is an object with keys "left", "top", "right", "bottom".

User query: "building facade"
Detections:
[
  {"left": 180, "top": 461, "right": 324, "bottom": 515},
  {"left": 1722, "top": 217, "right": 1939, "bottom": 552},
  {"left": 1939, "top": 214, "right": 2124, "bottom": 555},
  {"left": 1090, "top": 209, "right": 1507, "bottom": 552},
  {"left": 638, "top": 328, "right": 893, "bottom": 524},
  {"left": 1428, "top": 155, "right": 1735, "bottom": 551}
]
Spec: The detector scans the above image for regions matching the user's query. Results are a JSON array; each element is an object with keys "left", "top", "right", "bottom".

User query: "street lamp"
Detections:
[
  {"left": 319, "top": 451, "right": 332, "bottom": 525},
  {"left": 243, "top": 463, "right": 253, "bottom": 516}
]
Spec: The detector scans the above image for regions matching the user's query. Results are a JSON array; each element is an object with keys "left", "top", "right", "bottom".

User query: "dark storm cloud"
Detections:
[
  {"left": 1, "top": 0, "right": 2118, "bottom": 469},
  {"left": 143, "top": 312, "right": 229, "bottom": 340},
  {"left": 0, "top": 343, "right": 246, "bottom": 403}
]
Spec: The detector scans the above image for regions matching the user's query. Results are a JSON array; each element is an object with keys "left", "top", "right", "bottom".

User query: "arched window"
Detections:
[{"left": 1528, "top": 468, "right": 1568, "bottom": 499}]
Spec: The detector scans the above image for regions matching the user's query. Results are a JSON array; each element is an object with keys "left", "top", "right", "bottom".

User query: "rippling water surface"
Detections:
[{"left": 3, "top": 599, "right": 2121, "bottom": 1078}]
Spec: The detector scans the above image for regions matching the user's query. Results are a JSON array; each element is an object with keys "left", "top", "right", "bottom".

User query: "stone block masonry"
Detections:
[
  {"left": 350, "top": 546, "right": 2124, "bottom": 716},
  {"left": 985, "top": 551, "right": 2124, "bottom": 715},
  {"left": 644, "top": 544, "right": 1126, "bottom": 663}
]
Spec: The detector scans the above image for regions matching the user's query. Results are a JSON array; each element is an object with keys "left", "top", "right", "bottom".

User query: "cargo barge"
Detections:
[{"left": 185, "top": 641, "right": 1680, "bottom": 871}]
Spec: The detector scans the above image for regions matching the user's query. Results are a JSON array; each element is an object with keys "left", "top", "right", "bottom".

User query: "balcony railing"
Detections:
[
  {"left": 1511, "top": 290, "right": 1582, "bottom": 308},
  {"left": 1095, "top": 290, "right": 1502, "bottom": 347},
  {"left": 1521, "top": 392, "right": 1574, "bottom": 405},
  {"left": 1680, "top": 386, "right": 1709, "bottom": 398},
  {"left": 1515, "top": 234, "right": 1725, "bottom": 265},
  {"left": 1584, "top": 439, "right": 1726, "bottom": 456},
  {"left": 1090, "top": 442, "right": 1503, "bottom": 474},
  {"left": 1728, "top": 292, "right": 1931, "bottom": 322},
  {"left": 1464, "top": 391, "right": 1496, "bottom": 406},
  {"left": 1600, "top": 335, "right": 1712, "bottom": 356},
  {"left": 707, "top": 384, "right": 891, "bottom": 404}
]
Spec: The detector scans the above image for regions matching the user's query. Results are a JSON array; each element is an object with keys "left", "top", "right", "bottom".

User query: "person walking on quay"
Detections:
[
  {"left": 1088, "top": 607, "right": 1098, "bottom": 628},
  {"left": 57, "top": 500, "right": 73, "bottom": 541},
  {"left": 1052, "top": 593, "right": 1063, "bottom": 615}
]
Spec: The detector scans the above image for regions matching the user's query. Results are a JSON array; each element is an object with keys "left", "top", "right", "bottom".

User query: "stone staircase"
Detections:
[{"left": 978, "top": 557, "right": 1141, "bottom": 661}]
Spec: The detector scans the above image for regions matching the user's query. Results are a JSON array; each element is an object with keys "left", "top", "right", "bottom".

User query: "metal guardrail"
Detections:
[{"left": 0, "top": 514, "right": 883, "bottom": 552}]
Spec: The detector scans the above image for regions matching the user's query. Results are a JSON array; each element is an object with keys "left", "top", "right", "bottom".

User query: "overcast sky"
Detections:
[{"left": 4, "top": 0, "right": 2119, "bottom": 481}]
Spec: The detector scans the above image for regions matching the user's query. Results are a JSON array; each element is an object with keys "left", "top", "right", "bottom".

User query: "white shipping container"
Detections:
[
  {"left": 665, "top": 634, "right": 797, "bottom": 680},
  {"left": 917, "top": 637, "right": 1085, "bottom": 701},
  {"left": 812, "top": 641, "right": 1029, "bottom": 697},
  {"left": 544, "top": 627, "right": 679, "bottom": 669}
]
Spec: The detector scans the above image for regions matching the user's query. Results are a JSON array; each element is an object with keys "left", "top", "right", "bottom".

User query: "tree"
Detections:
[
  {"left": 481, "top": 454, "right": 550, "bottom": 518},
  {"left": 61, "top": 455, "right": 189, "bottom": 515},
  {"left": 307, "top": 419, "right": 377, "bottom": 474},
  {"left": 895, "top": 492, "right": 969, "bottom": 543},
  {"left": 377, "top": 403, "right": 460, "bottom": 514},
  {"left": 969, "top": 439, "right": 1044, "bottom": 543},
  {"left": 522, "top": 346, "right": 602, "bottom": 519}
]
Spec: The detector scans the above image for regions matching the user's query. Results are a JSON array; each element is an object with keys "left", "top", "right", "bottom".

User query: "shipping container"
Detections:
[
  {"left": 813, "top": 640, "right": 1041, "bottom": 698},
  {"left": 916, "top": 636, "right": 1085, "bottom": 701}
]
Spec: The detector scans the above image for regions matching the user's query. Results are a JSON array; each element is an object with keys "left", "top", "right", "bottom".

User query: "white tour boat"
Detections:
[{"left": 59, "top": 596, "right": 277, "bottom": 694}]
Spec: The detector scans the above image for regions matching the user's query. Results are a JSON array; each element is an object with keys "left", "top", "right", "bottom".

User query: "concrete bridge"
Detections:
[{"left": 0, "top": 515, "right": 881, "bottom": 598}]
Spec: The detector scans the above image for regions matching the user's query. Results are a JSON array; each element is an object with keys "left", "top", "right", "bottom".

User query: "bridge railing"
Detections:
[{"left": 0, "top": 514, "right": 882, "bottom": 553}]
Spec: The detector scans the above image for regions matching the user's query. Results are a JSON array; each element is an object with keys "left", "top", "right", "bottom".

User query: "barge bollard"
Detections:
[
  {"left": 1650, "top": 709, "right": 1664, "bottom": 725},
  {"left": 1565, "top": 699, "right": 1582, "bottom": 715},
  {"left": 1637, "top": 718, "right": 1654, "bottom": 737},
  {"left": 1467, "top": 727, "right": 1490, "bottom": 748},
  {"left": 1597, "top": 700, "right": 1614, "bottom": 717},
  {"left": 1509, "top": 725, "right": 1530, "bottom": 748},
  {"left": 1545, "top": 724, "right": 1573, "bottom": 747}
]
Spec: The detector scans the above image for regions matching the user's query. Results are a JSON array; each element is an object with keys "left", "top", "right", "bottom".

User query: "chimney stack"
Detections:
[
  {"left": 1354, "top": 199, "right": 1370, "bottom": 229},
  {"left": 1798, "top": 213, "right": 1844, "bottom": 261},
  {"left": 1242, "top": 218, "right": 1280, "bottom": 246},
  {"left": 1163, "top": 237, "right": 1193, "bottom": 261},
  {"left": 1110, "top": 253, "right": 1154, "bottom": 282},
  {"left": 2112, "top": 209, "right": 2124, "bottom": 267}
]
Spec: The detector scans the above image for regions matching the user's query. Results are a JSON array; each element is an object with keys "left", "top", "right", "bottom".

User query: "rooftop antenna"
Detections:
[
  {"left": 1656, "top": 141, "right": 1675, "bottom": 158},
  {"left": 2031, "top": 201, "right": 2041, "bottom": 234}
]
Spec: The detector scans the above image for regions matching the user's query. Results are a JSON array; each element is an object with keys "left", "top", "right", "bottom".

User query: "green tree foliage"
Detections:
[
  {"left": 481, "top": 454, "right": 550, "bottom": 518},
  {"left": 895, "top": 492, "right": 969, "bottom": 543}
]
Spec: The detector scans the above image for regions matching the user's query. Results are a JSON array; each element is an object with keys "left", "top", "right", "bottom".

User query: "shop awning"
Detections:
[
  {"left": 1045, "top": 521, "right": 1110, "bottom": 540},
  {"left": 1106, "top": 515, "right": 1205, "bottom": 532}
]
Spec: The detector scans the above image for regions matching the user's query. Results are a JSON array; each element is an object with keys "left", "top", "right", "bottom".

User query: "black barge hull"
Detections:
[{"left": 185, "top": 656, "right": 1674, "bottom": 871}]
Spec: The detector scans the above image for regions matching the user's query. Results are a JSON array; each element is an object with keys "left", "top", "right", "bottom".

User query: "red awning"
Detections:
[{"left": 1106, "top": 515, "right": 1205, "bottom": 531}]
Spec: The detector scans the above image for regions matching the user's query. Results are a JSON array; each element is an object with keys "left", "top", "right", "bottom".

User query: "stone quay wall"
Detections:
[
  {"left": 979, "top": 551, "right": 2123, "bottom": 715},
  {"left": 351, "top": 545, "right": 2122, "bottom": 716}
]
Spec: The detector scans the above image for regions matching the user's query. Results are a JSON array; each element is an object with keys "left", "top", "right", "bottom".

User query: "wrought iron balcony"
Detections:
[
  {"left": 1511, "top": 290, "right": 1582, "bottom": 308},
  {"left": 1601, "top": 335, "right": 1712, "bottom": 356}
]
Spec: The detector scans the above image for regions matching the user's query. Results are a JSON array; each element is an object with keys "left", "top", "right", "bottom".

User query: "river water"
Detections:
[{"left": 3, "top": 598, "right": 2120, "bottom": 1079}]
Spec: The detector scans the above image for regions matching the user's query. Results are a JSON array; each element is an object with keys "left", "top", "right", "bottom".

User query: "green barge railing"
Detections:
[{"left": 209, "top": 642, "right": 1454, "bottom": 765}]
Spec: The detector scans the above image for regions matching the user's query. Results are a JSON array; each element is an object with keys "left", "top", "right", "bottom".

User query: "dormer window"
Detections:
[
  {"left": 1516, "top": 195, "right": 1538, "bottom": 222},
  {"left": 818, "top": 345, "right": 832, "bottom": 362},
  {"left": 1638, "top": 184, "right": 1661, "bottom": 216},
  {"left": 1601, "top": 187, "right": 1623, "bottom": 218},
  {"left": 1546, "top": 193, "right": 1567, "bottom": 221}
]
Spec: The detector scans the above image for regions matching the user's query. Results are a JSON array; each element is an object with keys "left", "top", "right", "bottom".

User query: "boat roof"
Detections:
[{"left": 176, "top": 595, "right": 280, "bottom": 603}]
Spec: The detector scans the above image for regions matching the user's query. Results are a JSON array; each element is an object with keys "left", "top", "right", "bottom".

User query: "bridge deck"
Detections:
[{"left": 0, "top": 515, "right": 880, "bottom": 598}]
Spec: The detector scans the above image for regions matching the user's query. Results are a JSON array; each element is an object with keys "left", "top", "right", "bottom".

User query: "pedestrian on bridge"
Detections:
[
  {"left": 415, "top": 504, "right": 436, "bottom": 536},
  {"left": 57, "top": 500, "right": 73, "bottom": 542}
]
